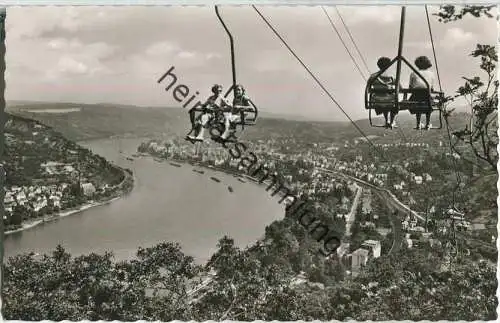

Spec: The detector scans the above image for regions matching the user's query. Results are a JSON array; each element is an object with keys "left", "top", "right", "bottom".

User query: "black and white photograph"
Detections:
[{"left": 1, "top": 4, "right": 498, "bottom": 321}]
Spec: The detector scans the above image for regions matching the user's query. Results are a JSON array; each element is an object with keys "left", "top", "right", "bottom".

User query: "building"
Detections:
[
  {"left": 336, "top": 242, "right": 350, "bottom": 258},
  {"left": 81, "top": 183, "right": 96, "bottom": 196},
  {"left": 350, "top": 248, "right": 369, "bottom": 272},
  {"left": 361, "top": 239, "right": 381, "bottom": 258}
]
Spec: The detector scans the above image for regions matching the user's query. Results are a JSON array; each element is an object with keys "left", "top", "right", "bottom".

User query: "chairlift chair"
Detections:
[
  {"left": 365, "top": 7, "right": 444, "bottom": 130},
  {"left": 365, "top": 56, "right": 444, "bottom": 129},
  {"left": 224, "top": 85, "right": 259, "bottom": 131}
]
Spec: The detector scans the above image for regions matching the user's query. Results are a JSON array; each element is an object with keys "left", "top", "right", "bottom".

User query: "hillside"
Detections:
[
  {"left": 2, "top": 113, "right": 133, "bottom": 231},
  {"left": 6, "top": 101, "right": 472, "bottom": 145}
]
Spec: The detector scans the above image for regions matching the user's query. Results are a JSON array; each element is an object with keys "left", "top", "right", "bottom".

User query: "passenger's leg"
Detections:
[
  {"left": 424, "top": 111, "right": 432, "bottom": 129},
  {"left": 389, "top": 111, "right": 397, "bottom": 128},
  {"left": 415, "top": 113, "right": 422, "bottom": 129},
  {"left": 186, "top": 109, "right": 197, "bottom": 136},
  {"left": 195, "top": 114, "right": 211, "bottom": 140},
  {"left": 221, "top": 114, "right": 231, "bottom": 139},
  {"left": 383, "top": 111, "right": 389, "bottom": 127}
]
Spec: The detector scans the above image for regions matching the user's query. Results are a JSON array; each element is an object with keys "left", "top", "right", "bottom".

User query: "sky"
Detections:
[{"left": 6, "top": 5, "right": 498, "bottom": 121}]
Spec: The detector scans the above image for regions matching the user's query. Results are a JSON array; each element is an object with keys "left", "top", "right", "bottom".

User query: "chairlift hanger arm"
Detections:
[
  {"left": 215, "top": 6, "right": 237, "bottom": 92},
  {"left": 394, "top": 6, "right": 406, "bottom": 111}
]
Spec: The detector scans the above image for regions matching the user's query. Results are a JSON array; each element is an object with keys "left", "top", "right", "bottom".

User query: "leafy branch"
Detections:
[
  {"left": 433, "top": 5, "right": 497, "bottom": 22},
  {"left": 443, "top": 44, "right": 498, "bottom": 172}
]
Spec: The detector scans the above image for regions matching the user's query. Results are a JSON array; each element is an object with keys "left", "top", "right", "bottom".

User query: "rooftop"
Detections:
[
  {"left": 352, "top": 248, "right": 370, "bottom": 257},
  {"left": 362, "top": 239, "right": 381, "bottom": 246}
]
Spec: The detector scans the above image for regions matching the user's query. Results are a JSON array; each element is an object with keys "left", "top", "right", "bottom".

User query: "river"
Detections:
[{"left": 4, "top": 137, "right": 285, "bottom": 264}]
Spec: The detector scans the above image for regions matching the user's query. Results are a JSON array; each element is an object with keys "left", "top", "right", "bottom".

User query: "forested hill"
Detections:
[{"left": 2, "top": 113, "right": 131, "bottom": 230}]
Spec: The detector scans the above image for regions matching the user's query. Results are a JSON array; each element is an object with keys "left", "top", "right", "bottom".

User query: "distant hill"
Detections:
[
  {"left": 7, "top": 100, "right": 51, "bottom": 107},
  {"left": 6, "top": 101, "right": 472, "bottom": 144},
  {"left": 7, "top": 102, "right": 186, "bottom": 141},
  {"left": 91, "top": 102, "right": 318, "bottom": 122}
]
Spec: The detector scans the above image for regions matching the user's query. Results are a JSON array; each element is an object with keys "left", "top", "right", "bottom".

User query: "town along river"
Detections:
[{"left": 4, "top": 137, "right": 285, "bottom": 264}]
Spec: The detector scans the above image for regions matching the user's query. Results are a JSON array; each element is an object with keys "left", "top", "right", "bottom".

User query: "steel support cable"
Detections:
[
  {"left": 335, "top": 7, "right": 371, "bottom": 75},
  {"left": 425, "top": 6, "right": 443, "bottom": 92},
  {"left": 321, "top": 6, "right": 368, "bottom": 82},
  {"left": 252, "top": 5, "right": 384, "bottom": 157},
  {"left": 425, "top": 5, "right": 463, "bottom": 210}
]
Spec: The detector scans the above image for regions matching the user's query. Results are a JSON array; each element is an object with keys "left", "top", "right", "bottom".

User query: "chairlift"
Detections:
[
  {"left": 215, "top": 6, "right": 258, "bottom": 134},
  {"left": 364, "top": 7, "right": 444, "bottom": 129},
  {"left": 186, "top": 7, "right": 260, "bottom": 144}
]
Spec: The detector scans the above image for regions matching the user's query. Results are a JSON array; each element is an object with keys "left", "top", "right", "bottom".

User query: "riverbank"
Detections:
[{"left": 5, "top": 167, "right": 134, "bottom": 236}]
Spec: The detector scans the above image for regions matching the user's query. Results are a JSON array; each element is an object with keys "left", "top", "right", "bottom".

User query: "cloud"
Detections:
[
  {"left": 337, "top": 6, "right": 401, "bottom": 24},
  {"left": 442, "top": 27, "right": 475, "bottom": 49},
  {"left": 7, "top": 35, "right": 116, "bottom": 85},
  {"left": 177, "top": 51, "right": 197, "bottom": 59},
  {"left": 405, "top": 41, "right": 432, "bottom": 50},
  {"left": 56, "top": 56, "right": 89, "bottom": 74},
  {"left": 205, "top": 53, "right": 222, "bottom": 60},
  {"left": 7, "top": 7, "right": 115, "bottom": 40},
  {"left": 145, "top": 41, "right": 180, "bottom": 57},
  {"left": 140, "top": 41, "right": 223, "bottom": 73}
]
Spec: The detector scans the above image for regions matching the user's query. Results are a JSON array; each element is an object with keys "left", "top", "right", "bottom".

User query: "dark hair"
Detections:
[
  {"left": 415, "top": 56, "right": 432, "bottom": 70},
  {"left": 377, "top": 57, "right": 392, "bottom": 70},
  {"left": 211, "top": 84, "right": 222, "bottom": 93},
  {"left": 235, "top": 84, "right": 245, "bottom": 94}
]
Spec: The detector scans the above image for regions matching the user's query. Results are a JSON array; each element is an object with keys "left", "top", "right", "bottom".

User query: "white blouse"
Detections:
[{"left": 409, "top": 70, "right": 435, "bottom": 90}]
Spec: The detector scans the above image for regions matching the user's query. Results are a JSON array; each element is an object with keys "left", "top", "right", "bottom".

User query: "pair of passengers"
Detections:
[
  {"left": 187, "top": 84, "right": 250, "bottom": 141},
  {"left": 369, "top": 55, "right": 436, "bottom": 130}
]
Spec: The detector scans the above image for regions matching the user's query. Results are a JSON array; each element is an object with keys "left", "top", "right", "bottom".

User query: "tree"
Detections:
[
  {"left": 434, "top": 5, "right": 496, "bottom": 22},
  {"left": 10, "top": 206, "right": 23, "bottom": 226},
  {"left": 3, "top": 243, "right": 202, "bottom": 321},
  {"left": 435, "top": 6, "right": 498, "bottom": 172},
  {"left": 69, "top": 181, "right": 83, "bottom": 197},
  {"left": 194, "top": 236, "right": 293, "bottom": 321},
  {"left": 448, "top": 45, "right": 498, "bottom": 171}
]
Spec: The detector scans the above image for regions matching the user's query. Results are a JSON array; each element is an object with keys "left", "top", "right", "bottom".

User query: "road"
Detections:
[
  {"left": 317, "top": 168, "right": 406, "bottom": 254},
  {"left": 317, "top": 167, "right": 496, "bottom": 254},
  {"left": 345, "top": 184, "right": 363, "bottom": 236}
]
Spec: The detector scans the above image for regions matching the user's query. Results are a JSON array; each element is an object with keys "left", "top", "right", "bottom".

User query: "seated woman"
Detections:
[
  {"left": 219, "top": 84, "right": 250, "bottom": 140},
  {"left": 232, "top": 84, "right": 257, "bottom": 122},
  {"left": 368, "top": 57, "right": 399, "bottom": 129},
  {"left": 221, "top": 84, "right": 250, "bottom": 140},
  {"left": 408, "top": 56, "right": 435, "bottom": 130},
  {"left": 187, "top": 84, "right": 231, "bottom": 141}
]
